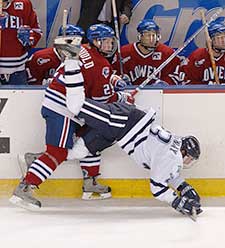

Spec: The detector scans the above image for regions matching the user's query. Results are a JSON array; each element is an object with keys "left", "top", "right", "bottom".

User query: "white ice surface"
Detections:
[{"left": 0, "top": 198, "right": 224, "bottom": 248}]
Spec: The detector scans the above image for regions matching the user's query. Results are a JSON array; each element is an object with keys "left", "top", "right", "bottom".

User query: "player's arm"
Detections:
[
  {"left": 150, "top": 176, "right": 201, "bottom": 219},
  {"left": 26, "top": 54, "right": 44, "bottom": 85}
]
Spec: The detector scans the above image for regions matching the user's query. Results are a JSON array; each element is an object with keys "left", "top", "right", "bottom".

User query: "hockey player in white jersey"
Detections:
[
  {"left": 66, "top": 100, "right": 202, "bottom": 220},
  {"left": 10, "top": 35, "right": 202, "bottom": 220}
]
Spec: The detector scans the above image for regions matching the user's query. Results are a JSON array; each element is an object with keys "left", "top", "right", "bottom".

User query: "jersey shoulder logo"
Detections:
[
  {"left": 37, "top": 58, "right": 51, "bottom": 65},
  {"left": 152, "top": 52, "right": 162, "bottom": 60},
  {"left": 102, "top": 67, "right": 110, "bottom": 78},
  {"left": 14, "top": 2, "right": 24, "bottom": 10},
  {"left": 194, "top": 59, "right": 205, "bottom": 67}
]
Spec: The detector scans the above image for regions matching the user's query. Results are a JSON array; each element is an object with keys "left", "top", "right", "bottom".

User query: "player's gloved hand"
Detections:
[
  {"left": 117, "top": 91, "right": 135, "bottom": 104},
  {"left": 110, "top": 74, "right": 131, "bottom": 92},
  {"left": 54, "top": 36, "right": 82, "bottom": 60},
  {"left": 0, "top": 12, "right": 8, "bottom": 30},
  {"left": 17, "top": 25, "right": 34, "bottom": 47},
  {"left": 177, "top": 182, "right": 200, "bottom": 202},
  {"left": 172, "top": 196, "right": 201, "bottom": 217},
  {"left": 177, "top": 182, "right": 202, "bottom": 215}
]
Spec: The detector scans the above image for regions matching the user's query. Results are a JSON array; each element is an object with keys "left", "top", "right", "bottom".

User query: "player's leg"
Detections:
[
  {"left": 9, "top": 70, "right": 28, "bottom": 85},
  {"left": 80, "top": 154, "right": 111, "bottom": 200},
  {"left": 9, "top": 108, "right": 77, "bottom": 209}
]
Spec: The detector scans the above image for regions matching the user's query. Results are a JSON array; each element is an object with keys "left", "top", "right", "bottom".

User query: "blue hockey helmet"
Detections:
[
  {"left": 208, "top": 21, "right": 225, "bottom": 38},
  {"left": 181, "top": 136, "right": 200, "bottom": 168},
  {"left": 208, "top": 21, "right": 225, "bottom": 52},
  {"left": 137, "top": 19, "right": 160, "bottom": 34},
  {"left": 87, "top": 24, "right": 117, "bottom": 57},
  {"left": 87, "top": 24, "right": 115, "bottom": 43},
  {"left": 58, "top": 24, "right": 85, "bottom": 37},
  {"left": 137, "top": 19, "right": 161, "bottom": 51}
]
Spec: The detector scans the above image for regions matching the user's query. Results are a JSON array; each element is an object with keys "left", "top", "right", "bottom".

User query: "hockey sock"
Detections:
[{"left": 25, "top": 145, "right": 67, "bottom": 186}]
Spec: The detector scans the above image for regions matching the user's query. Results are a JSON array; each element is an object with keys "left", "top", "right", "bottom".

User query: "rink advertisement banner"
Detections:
[{"left": 33, "top": 0, "right": 225, "bottom": 56}]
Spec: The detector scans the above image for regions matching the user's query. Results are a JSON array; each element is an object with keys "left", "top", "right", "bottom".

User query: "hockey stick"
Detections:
[
  {"left": 131, "top": 8, "right": 223, "bottom": 96},
  {"left": 62, "top": 9, "right": 68, "bottom": 37},
  {"left": 112, "top": 0, "right": 124, "bottom": 75},
  {"left": 200, "top": 9, "right": 220, "bottom": 85}
]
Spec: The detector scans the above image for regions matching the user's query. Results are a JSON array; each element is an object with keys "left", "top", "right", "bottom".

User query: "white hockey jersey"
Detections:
[{"left": 118, "top": 110, "right": 184, "bottom": 205}]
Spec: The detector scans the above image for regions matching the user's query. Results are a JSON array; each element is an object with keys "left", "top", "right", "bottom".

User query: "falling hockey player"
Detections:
[{"left": 10, "top": 30, "right": 202, "bottom": 221}]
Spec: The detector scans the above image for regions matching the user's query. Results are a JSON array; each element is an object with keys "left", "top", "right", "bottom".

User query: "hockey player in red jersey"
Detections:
[
  {"left": 181, "top": 21, "right": 225, "bottom": 85},
  {"left": 112, "top": 19, "right": 181, "bottom": 85},
  {"left": 26, "top": 47, "right": 61, "bottom": 85},
  {"left": 0, "top": 0, "right": 42, "bottom": 85},
  {"left": 20, "top": 24, "right": 134, "bottom": 202}
]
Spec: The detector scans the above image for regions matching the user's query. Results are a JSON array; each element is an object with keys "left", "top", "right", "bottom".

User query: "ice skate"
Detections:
[
  {"left": 9, "top": 181, "right": 41, "bottom": 210},
  {"left": 82, "top": 176, "right": 111, "bottom": 200}
]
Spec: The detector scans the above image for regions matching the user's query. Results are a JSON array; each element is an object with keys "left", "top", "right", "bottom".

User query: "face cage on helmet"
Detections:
[
  {"left": 54, "top": 35, "right": 82, "bottom": 58},
  {"left": 138, "top": 30, "right": 161, "bottom": 51},
  {"left": 212, "top": 33, "right": 225, "bottom": 53},
  {"left": 95, "top": 37, "right": 118, "bottom": 58}
]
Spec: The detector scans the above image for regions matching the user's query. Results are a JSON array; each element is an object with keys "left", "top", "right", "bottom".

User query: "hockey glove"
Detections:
[
  {"left": 17, "top": 25, "right": 34, "bottom": 47},
  {"left": 110, "top": 74, "right": 132, "bottom": 92},
  {"left": 0, "top": 12, "right": 8, "bottom": 30},
  {"left": 117, "top": 91, "right": 135, "bottom": 104},
  {"left": 172, "top": 196, "right": 201, "bottom": 217},
  {"left": 177, "top": 182, "right": 202, "bottom": 215}
]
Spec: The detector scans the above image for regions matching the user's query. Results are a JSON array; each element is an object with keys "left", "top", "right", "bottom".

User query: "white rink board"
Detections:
[
  {"left": 1, "top": 89, "right": 225, "bottom": 179},
  {"left": 163, "top": 92, "right": 225, "bottom": 178},
  {"left": 0, "top": 90, "right": 162, "bottom": 179}
]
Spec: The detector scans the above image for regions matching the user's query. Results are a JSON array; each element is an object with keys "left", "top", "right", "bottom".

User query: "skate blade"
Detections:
[
  {"left": 82, "top": 192, "right": 112, "bottom": 200},
  {"left": 9, "top": 195, "right": 41, "bottom": 211}
]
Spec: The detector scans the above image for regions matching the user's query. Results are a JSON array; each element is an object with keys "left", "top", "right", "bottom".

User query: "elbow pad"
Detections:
[{"left": 65, "top": 59, "right": 85, "bottom": 115}]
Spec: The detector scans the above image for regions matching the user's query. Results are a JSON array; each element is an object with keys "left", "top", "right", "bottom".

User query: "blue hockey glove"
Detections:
[
  {"left": 110, "top": 74, "right": 131, "bottom": 92},
  {"left": 177, "top": 182, "right": 200, "bottom": 202},
  {"left": 0, "top": 12, "right": 8, "bottom": 30},
  {"left": 177, "top": 181, "right": 202, "bottom": 215},
  {"left": 172, "top": 196, "right": 201, "bottom": 217},
  {"left": 17, "top": 25, "right": 34, "bottom": 47}
]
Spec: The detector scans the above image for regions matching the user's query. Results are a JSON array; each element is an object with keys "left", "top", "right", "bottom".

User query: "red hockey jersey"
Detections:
[
  {"left": 26, "top": 48, "right": 61, "bottom": 85},
  {"left": 181, "top": 48, "right": 225, "bottom": 84},
  {"left": 112, "top": 42, "right": 181, "bottom": 85},
  {"left": 0, "top": 0, "right": 42, "bottom": 74},
  {"left": 80, "top": 44, "right": 117, "bottom": 103}
]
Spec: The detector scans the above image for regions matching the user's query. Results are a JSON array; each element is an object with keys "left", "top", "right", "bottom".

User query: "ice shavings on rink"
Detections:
[{"left": 0, "top": 198, "right": 224, "bottom": 248}]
